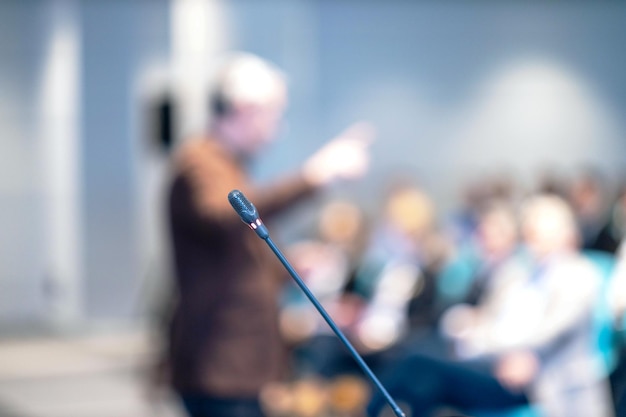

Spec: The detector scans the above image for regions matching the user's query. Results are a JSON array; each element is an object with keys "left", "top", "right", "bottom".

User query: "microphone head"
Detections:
[{"left": 228, "top": 189, "right": 259, "bottom": 224}]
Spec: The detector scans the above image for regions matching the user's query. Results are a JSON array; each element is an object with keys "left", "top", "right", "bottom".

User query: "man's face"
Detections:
[
  {"left": 222, "top": 85, "right": 287, "bottom": 157},
  {"left": 238, "top": 99, "right": 285, "bottom": 151}
]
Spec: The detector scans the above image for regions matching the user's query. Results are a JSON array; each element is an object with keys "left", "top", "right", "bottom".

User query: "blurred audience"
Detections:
[
  {"left": 270, "top": 168, "right": 626, "bottom": 417},
  {"left": 366, "top": 194, "right": 613, "bottom": 417},
  {"left": 163, "top": 52, "right": 373, "bottom": 417},
  {"left": 245, "top": 159, "right": 626, "bottom": 417}
]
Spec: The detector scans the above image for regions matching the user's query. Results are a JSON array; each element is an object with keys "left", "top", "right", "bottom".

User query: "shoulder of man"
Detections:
[{"left": 171, "top": 136, "right": 238, "bottom": 179}]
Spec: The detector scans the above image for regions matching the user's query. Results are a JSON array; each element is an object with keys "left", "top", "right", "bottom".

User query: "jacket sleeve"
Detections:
[{"left": 168, "top": 143, "right": 318, "bottom": 237}]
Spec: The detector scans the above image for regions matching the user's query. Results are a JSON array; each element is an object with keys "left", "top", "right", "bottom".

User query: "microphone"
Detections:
[
  {"left": 227, "top": 189, "right": 406, "bottom": 417},
  {"left": 228, "top": 190, "right": 269, "bottom": 239}
]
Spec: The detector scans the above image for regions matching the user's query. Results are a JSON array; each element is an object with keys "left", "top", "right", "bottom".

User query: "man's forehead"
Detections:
[
  {"left": 220, "top": 59, "right": 286, "bottom": 103},
  {"left": 231, "top": 86, "right": 288, "bottom": 112}
]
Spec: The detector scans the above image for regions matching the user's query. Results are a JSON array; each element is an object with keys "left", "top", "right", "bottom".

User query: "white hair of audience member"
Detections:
[{"left": 519, "top": 193, "right": 579, "bottom": 258}]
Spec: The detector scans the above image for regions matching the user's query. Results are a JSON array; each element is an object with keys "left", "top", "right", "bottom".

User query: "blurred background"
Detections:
[{"left": 1, "top": 1, "right": 626, "bottom": 416}]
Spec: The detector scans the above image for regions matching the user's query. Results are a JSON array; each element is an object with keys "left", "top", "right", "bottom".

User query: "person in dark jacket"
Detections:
[{"left": 166, "top": 52, "right": 372, "bottom": 417}]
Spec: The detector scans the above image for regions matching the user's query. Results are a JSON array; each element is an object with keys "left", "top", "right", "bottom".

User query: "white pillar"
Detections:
[{"left": 38, "top": 0, "right": 82, "bottom": 324}]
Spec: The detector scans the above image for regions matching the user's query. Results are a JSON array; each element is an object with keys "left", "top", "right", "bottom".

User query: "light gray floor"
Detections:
[{"left": 0, "top": 331, "right": 185, "bottom": 417}]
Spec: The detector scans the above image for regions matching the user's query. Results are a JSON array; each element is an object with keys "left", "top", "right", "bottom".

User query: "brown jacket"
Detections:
[{"left": 167, "top": 137, "right": 315, "bottom": 398}]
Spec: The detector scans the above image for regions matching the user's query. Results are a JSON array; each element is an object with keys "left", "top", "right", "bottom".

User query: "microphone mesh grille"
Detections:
[{"left": 228, "top": 189, "right": 255, "bottom": 217}]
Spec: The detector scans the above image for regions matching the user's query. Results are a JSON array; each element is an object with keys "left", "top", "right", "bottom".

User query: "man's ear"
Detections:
[{"left": 210, "top": 89, "right": 230, "bottom": 117}]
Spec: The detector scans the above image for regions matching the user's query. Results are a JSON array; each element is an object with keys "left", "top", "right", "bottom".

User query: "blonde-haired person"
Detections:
[{"left": 165, "top": 52, "right": 373, "bottom": 417}]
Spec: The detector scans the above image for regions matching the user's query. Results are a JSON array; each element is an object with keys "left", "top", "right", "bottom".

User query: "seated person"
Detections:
[{"left": 437, "top": 199, "right": 519, "bottom": 311}]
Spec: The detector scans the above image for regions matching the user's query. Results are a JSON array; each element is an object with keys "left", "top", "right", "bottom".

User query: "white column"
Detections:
[{"left": 38, "top": 0, "right": 82, "bottom": 324}]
